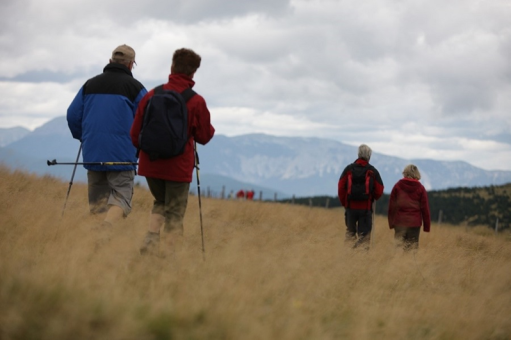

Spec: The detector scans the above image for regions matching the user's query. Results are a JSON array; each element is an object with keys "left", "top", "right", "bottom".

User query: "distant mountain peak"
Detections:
[
  {"left": 31, "top": 116, "right": 70, "bottom": 137},
  {"left": 2, "top": 116, "right": 511, "bottom": 197},
  {"left": 0, "top": 126, "right": 31, "bottom": 147}
]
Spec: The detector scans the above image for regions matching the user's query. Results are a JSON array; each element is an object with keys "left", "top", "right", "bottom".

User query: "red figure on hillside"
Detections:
[
  {"left": 246, "top": 190, "right": 255, "bottom": 200},
  {"left": 236, "top": 189, "right": 245, "bottom": 199}
]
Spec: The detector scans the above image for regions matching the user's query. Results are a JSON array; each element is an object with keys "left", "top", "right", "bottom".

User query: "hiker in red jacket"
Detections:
[
  {"left": 131, "top": 48, "right": 215, "bottom": 255},
  {"left": 236, "top": 190, "right": 245, "bottom": 200},
  {"left": 388, "top": 164, "right": 431, "bottom": 250},
  {"left": 338, "top": 144, "right": 384, "bottom": 249},
  {"left": 246, "top": 190, "right": 255, "bottom": 200}
]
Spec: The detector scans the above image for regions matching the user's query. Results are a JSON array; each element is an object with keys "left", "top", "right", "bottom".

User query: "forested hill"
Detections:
[{"left": 279, "top": 183, "right": 511, "bottom": 231}]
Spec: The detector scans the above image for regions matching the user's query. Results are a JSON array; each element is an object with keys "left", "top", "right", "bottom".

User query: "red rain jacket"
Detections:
[
  {"left": 388, "top": 178, "right": 431, "bottom": 232},
  {"left": 131, "top": 73, "right": 215, "bottom": 182}
]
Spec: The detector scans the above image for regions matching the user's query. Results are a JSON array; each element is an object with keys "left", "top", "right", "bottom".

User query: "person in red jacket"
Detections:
[
  {"left": 236, "top": 189, "right": 245, "bottom": 200},
  {"left": 338, "top": 144, "right": 384, "bottom": 249},
  {"left": 131, "top": 48, "right": 215, "bottom": 254},
  {"left": 246, "top": 190, "right": 255, "bottom": 200},
  {"left": 388, "top": 164, "right": 431, "bottom": 250}
]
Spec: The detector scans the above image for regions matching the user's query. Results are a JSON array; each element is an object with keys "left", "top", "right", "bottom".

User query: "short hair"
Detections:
[
  {"left": 358, "top": 144, "right": 372, "bottom": 161},
  {"left": 403, "top": 164, "right": 421, "bottom": 180},
  {"left": 172, "top": 48, "right": 201, "bottom": 76}
]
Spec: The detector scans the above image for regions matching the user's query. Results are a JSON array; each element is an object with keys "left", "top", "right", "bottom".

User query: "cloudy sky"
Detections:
[{"left": 1, "top": 0, "right": 510, "bottom": 171}]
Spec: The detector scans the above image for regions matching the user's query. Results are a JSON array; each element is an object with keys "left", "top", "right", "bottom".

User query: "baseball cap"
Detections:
[{"left": 111, "top": 44, "right": 136, "bottom": 63}]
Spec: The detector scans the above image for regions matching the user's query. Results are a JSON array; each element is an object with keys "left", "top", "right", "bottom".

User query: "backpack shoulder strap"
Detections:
[
  {"left": 153, "top": 84, "right": 165, "bottom": 94},
  {"left": 153, "top": 86, "right": 196, "bottom": 101},
  {"left": 181, "top": 88, "right": 197, "bottom": 102},
  {"left": 346, "top": 163, "right": 357, "bottom": 185}
]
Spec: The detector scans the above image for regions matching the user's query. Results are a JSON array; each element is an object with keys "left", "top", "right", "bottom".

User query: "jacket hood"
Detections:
[{"left": 397, "top": 178, "right": 423, "bottom": 193}]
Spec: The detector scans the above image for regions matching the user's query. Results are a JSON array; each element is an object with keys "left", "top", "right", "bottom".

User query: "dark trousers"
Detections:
[
  {"left": 394, "top": 226, "right": 421, "bottom": 250},
  {"left": 345, "top": 209, "right": 373, "bottom": 248},
  {"left": 146, "top": 177, "right": 190, "bottom": 234}
]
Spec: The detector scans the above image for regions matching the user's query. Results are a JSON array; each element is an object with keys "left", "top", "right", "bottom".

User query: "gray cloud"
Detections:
[
  {"left": 0, "top": 70, "right": 87, "bottom": 83},
  {"left": 0, "top": 0, "right": 510, "bottom": 170}
]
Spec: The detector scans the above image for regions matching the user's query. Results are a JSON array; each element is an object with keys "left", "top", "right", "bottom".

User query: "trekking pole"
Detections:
[
  {"left": 371, "top": 200, "right": 376, "bottom": 247},
  {"left": 47, "top": 160, "right": 138, "bottom": 166},
  {"left": 61, "top": 144, "right": 82, "bottom": 217},
  {"left": 194, "top": 141, "right": 206, "bottom": 261}
]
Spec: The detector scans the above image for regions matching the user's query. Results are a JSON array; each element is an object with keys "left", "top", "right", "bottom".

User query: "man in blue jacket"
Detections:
[{"left": 67, "top": 44, "right": 147, "bottom": 227}]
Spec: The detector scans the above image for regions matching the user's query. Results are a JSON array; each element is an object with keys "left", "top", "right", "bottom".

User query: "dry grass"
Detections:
[{"left": 1, "top": 166, "right": 510, "bottom": 340}]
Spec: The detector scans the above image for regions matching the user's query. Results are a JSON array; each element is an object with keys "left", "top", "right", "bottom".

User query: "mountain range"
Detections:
[
  {"left": 0, "top": 126, "right": 30, "bottom": 147},
  {"left": 1, "top": 116, "right": 511, "bottom": 199}
]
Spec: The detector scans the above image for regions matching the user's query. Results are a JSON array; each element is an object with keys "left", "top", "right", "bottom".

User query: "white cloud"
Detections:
[
  {"left": 212, "top": 107, "right": 333, "bottom": 137},
  {"left": 0, "top": 81, "right": 78, "bottom": 129}
]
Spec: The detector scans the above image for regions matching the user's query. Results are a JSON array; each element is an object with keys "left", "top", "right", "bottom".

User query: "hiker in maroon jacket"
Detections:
[
  {"left": 236, "top": 190, "right": 245, "bottom": 200},
  {"left": 338, "top": 144, "right": 384, "bottom": 249},
  {"left": 246, "top": 190, "right": 255, "bottom": 200},
  {"left": 388, "top": 164, "right": 431, "bottom": 250},
  {"left": 131, "top": 48, "right": 215, "bottom": 255}
]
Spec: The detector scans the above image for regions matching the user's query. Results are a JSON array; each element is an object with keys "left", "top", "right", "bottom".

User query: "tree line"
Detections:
[{"left": 278, "top": 184, "right": 511, "bottom": 231}]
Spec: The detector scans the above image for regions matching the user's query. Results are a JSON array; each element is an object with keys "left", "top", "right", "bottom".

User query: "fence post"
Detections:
[{"left": 495, "top": 218, "right": 499, "bottom": 235}]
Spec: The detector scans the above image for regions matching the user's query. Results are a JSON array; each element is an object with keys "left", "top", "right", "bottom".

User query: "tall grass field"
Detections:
[{"left": 1, "top": 166, "right": 510, "bottom": 340}]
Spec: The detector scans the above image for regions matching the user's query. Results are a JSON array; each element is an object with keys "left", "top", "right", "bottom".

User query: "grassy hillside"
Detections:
[{"left": 1, "top": 166, "right": 510, "bottom": 340}]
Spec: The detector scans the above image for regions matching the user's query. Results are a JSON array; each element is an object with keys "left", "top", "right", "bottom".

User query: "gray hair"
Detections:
[
  {"left": 111, "top": 57, "right": 132, "bottom": 67},
  {"left": 403, "top": 164, "right": 421, "bottom": 180},
  {"left": 358, "top": 144, "right": 372, "bottom": 161}
]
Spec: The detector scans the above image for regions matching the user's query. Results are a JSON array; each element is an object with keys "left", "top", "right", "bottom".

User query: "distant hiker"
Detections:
[
  {"left": 236, "top": 189, "right": 245, "bottom": 200},
  {"left": 338, "top": 144, "right": 384, "bottom": 249},
  {"left": 388, "top": 164, "right": 431, "bottom": 250},
  {"left": 67, "top": 44, "right": 147, "bottom": 227},
  {"left": 246, "top": 190, "right": 255, "bottom": 200},
  {"left": 131, "top": 48, "right": 215, "bottom": 255}
]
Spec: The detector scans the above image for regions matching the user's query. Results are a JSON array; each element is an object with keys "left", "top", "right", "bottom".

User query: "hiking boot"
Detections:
[
  {"left": 353, "top": 238, "right": 370, "bottom": 251},
  {"left": 140, "top": 232, "right": 160, "bottom": 255}
]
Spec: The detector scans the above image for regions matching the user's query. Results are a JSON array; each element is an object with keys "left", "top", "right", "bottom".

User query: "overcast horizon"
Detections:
[{"left": 1, "top": 0, "right": 510, "bottom": 171}]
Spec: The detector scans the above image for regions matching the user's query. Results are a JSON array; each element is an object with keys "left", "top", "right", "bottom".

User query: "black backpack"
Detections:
[
  {"left": 347, "top": 163, "right": 375, "bottom": 201},
  {"left": 138, "top": 86, "right": 196, "bottom": 161}
]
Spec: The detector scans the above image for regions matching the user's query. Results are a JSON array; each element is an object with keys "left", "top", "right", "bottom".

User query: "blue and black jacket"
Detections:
[{"left": 67, "top": 63, "right": 147, "bottom": 171}]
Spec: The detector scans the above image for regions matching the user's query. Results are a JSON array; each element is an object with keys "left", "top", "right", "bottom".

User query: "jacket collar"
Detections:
[
  {"left": 355, "top": 158, "right": 369, "bottom": 166},
  {"left": 168, "top": 73, "right": 196, "bottom": 88},
  {"left": 103, "top": 63, "right": 133, "bottom": 77}
]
